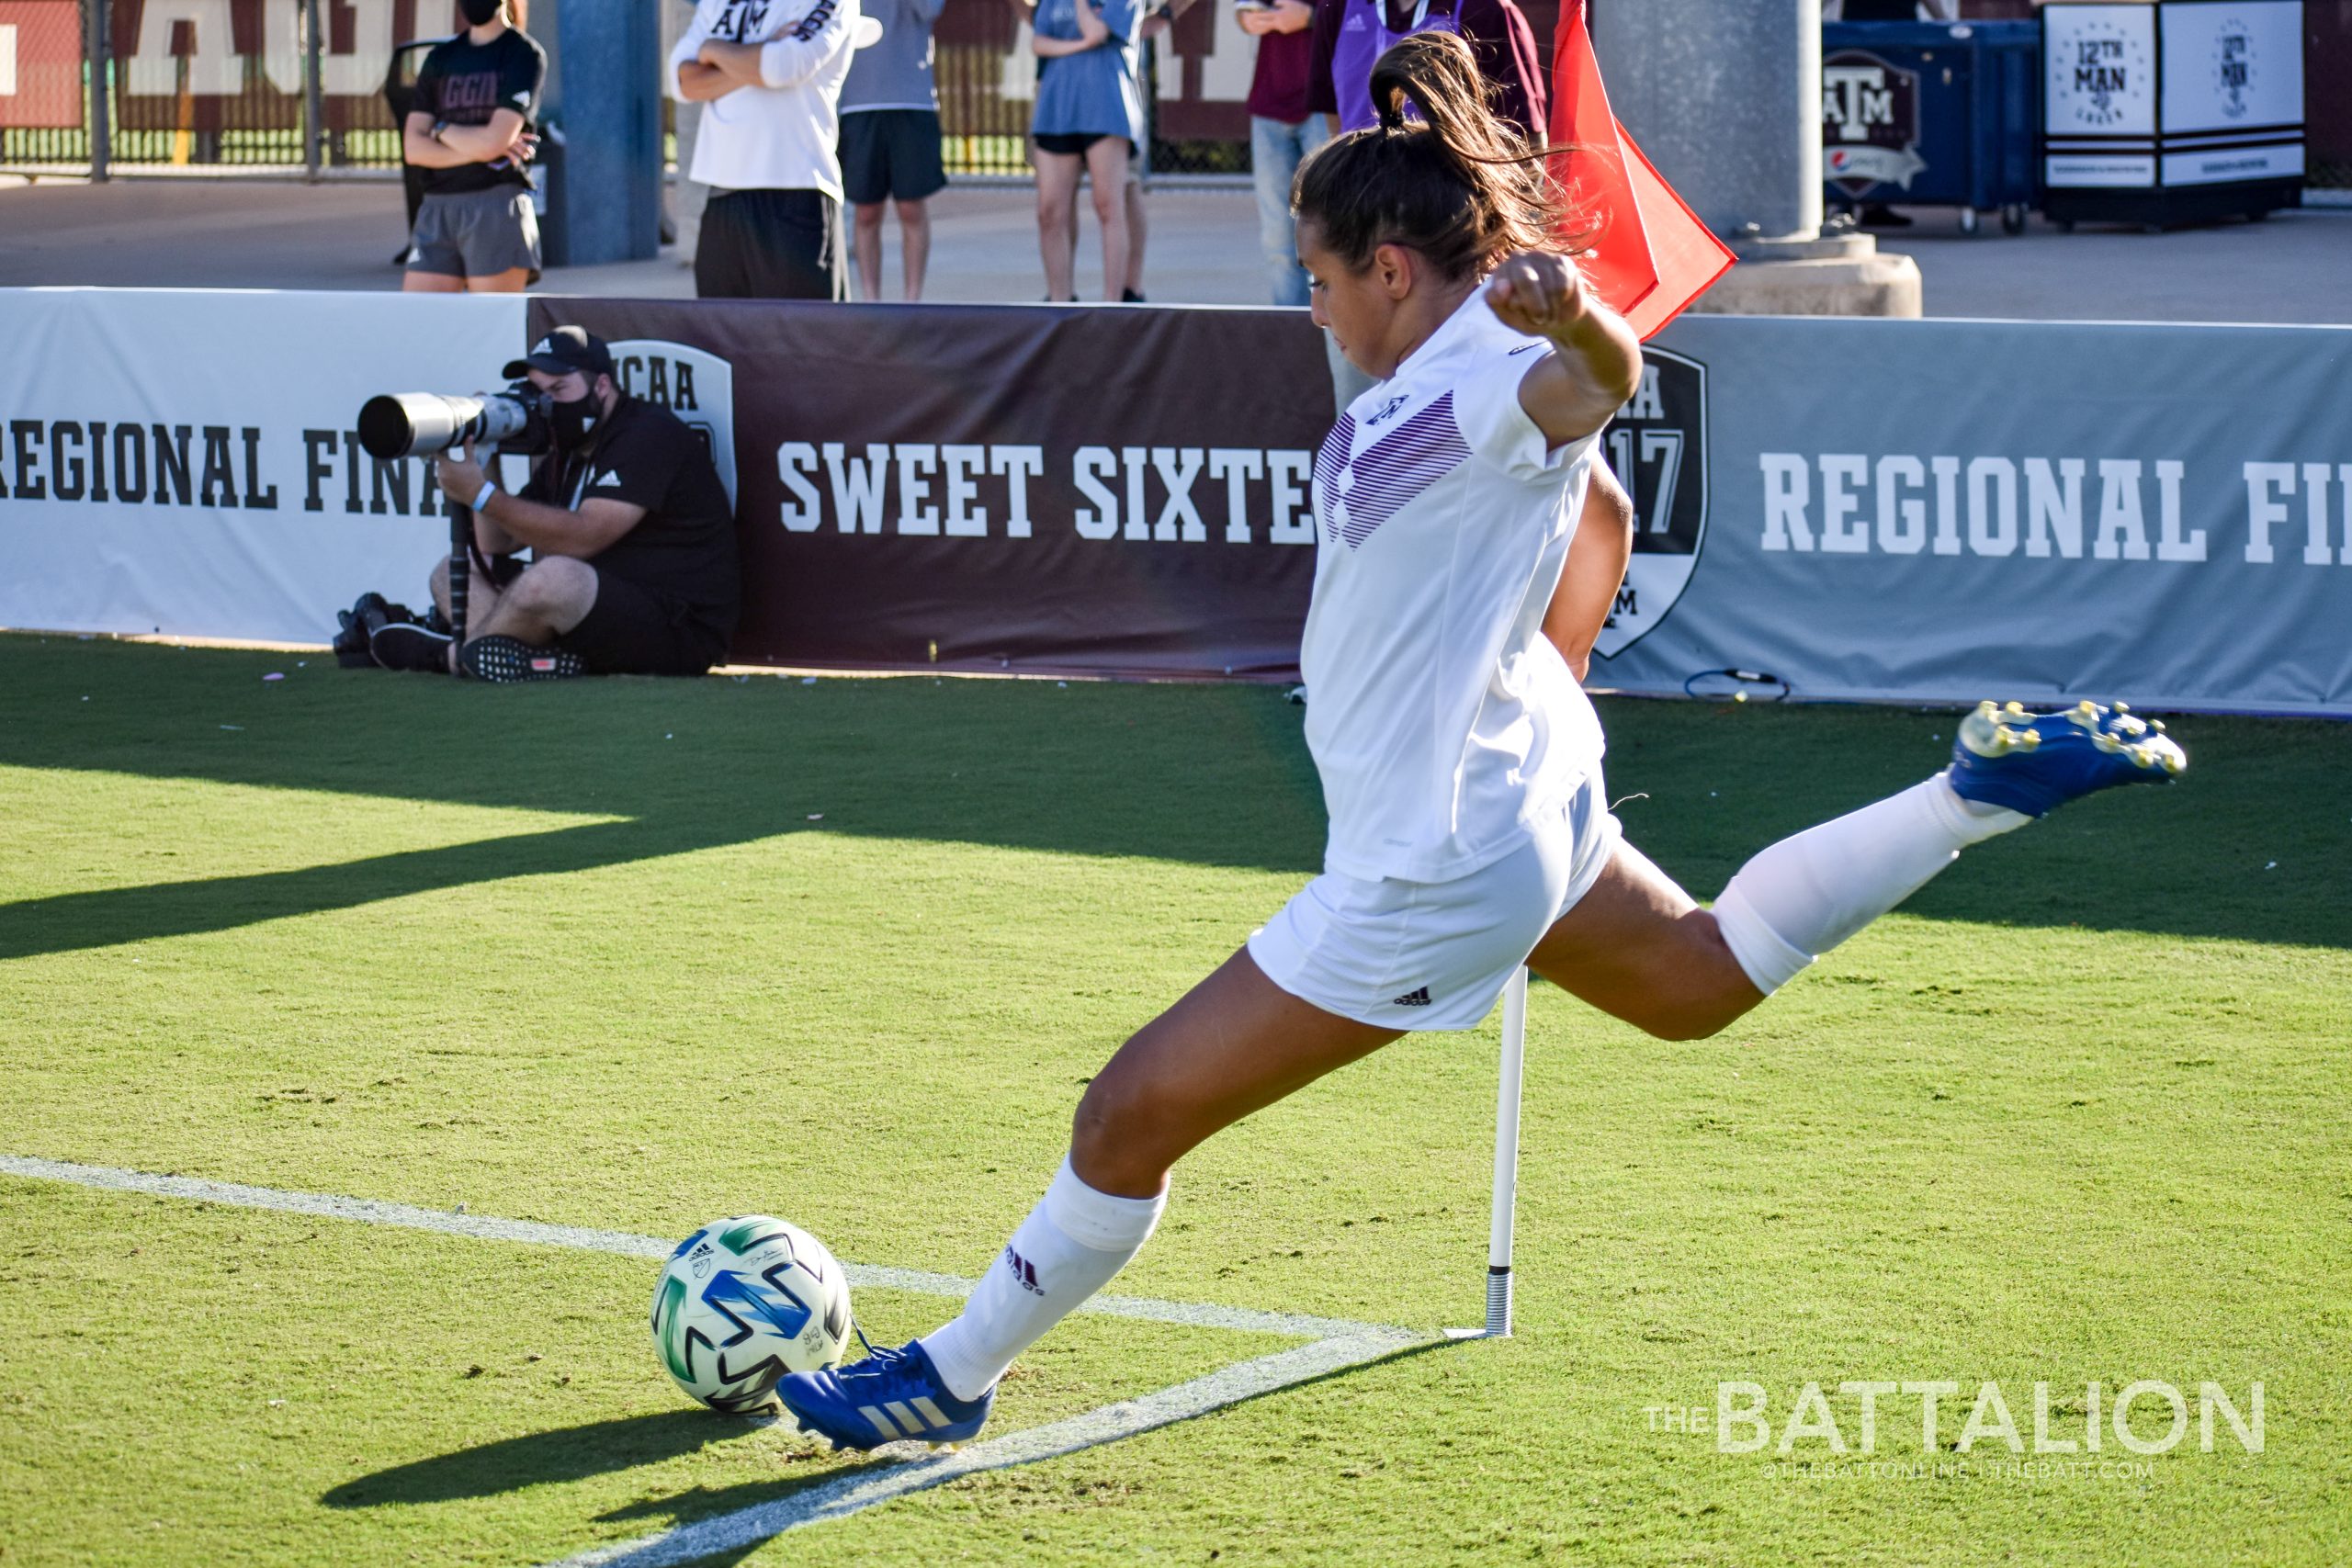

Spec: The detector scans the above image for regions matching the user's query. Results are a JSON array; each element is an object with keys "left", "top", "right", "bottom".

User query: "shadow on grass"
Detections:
[
  {"left": 322, "top": 1409, "right": 786, "bottom": 1508},
  {"left": 0, "top": 636, "right": 2344, "bottom": 955}
]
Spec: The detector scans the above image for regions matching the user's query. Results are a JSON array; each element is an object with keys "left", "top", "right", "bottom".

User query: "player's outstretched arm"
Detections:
[{"left": 1487, "top": 250, "right": 1644, "bottom": 446}]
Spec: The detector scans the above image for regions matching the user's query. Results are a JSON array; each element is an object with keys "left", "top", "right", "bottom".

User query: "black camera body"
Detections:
[{"left": 356, "top": 380, "right": 555, "bottom": 462}]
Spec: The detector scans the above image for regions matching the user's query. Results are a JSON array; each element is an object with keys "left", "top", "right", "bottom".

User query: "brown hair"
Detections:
[{"left": 1291, "top": 30, "right": 1562, "bottom": 284}]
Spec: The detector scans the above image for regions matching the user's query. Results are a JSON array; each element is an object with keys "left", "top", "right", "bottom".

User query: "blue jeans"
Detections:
[{"left": 1250, "top": 113, "right": 1330, "bottom": 308}]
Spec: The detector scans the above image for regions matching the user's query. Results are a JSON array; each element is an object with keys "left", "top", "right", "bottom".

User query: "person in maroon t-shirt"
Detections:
[
  {"left": 1238, "top": 0, "right": 1327, "bottom": 307},
  {"left": 1306, "top": 0, "right": 1544, "bottom": 142}
]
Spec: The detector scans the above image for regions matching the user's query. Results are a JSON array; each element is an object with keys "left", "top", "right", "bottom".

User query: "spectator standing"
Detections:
[
  {"left": 1238, "top": 0, "right": 1324, "bottom": 307},
  {"left": 1055, "top": 0, "right": 1190, "bottom": 302},
  {"left": 1307, "top": 0, "right": 1545, "bottom": 142},
  {"left": 840, "top": 0, "right": 951, "bottom": 300},
  {"left": 401, "top": 0, "right": 546, "bottom": 294},
  {"left": 670, "top": 0, "right": 868, "bottom": 300},
  {"left": 1014, "top": 0, "right": 1145, "bottom": 302}
]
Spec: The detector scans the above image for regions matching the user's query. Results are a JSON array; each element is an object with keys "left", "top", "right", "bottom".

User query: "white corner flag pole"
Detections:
[{"left": 1448, "top": 965, "right": 1527, "bottom": 1340}]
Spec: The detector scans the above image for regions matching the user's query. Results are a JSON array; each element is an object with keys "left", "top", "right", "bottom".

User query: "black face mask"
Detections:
[
  {"left": 551, "top": 392, "right": 601, "bottom": 449},
  {"left": 458, "top": 0, "right": 504, "bottom": 26}
]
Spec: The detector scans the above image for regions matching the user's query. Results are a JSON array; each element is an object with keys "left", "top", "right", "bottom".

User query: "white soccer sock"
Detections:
[
  {"left": 1713, "top": 773, "right": 2028, "bottom": 995},
  {"left": 920, "top": 1157, "right": 1166, "bottom": 1402}
]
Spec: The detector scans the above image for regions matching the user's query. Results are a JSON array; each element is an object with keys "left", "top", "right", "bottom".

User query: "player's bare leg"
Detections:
[
  {"left": 775, "top": 951, "right": 1399, "bottom": 1450},
  {"left": 1525, "top": 841, "right": 1763, "bottom": 1041},
  {"left": 1535, "top": 705, "right": 2188, "bottom": 1032},
  {"left": 1071, "top": 948, "right": 1404, "bottom": 1198}
]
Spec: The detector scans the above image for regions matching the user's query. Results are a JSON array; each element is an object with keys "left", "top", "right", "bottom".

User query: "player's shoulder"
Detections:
[{"left": 502, "top": 28, "right": 548, "bottom": 66}]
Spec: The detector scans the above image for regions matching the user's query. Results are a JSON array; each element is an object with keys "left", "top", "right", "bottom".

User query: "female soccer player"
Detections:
[{"left": 779, "top": 32, "right": 2186, "bottom": 1450}]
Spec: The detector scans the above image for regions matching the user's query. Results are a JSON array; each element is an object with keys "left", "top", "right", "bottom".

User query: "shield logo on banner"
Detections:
[
  {"left": 1822, "top": 50, "right": 1927, "bottom": 196},
  {"left": 606, "top": 339, "right": 738, "bottom": 510},
  {"left": 1591, "top": 346, "right": 1707, "bottom": 662}
]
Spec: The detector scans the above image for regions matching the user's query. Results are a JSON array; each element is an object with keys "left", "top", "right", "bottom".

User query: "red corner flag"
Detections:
[{"left": 1546, "top": 0, "right": 1735, "bottom": 340}]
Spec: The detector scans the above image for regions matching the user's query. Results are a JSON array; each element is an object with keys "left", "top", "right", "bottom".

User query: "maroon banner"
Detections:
[{"left": 526, "top": 299, "right": 1336, "bottom": 681}]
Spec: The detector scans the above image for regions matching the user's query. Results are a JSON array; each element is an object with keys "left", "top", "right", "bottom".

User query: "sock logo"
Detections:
[
  {"left": 1003, "top": 1247, "right": 1045, "bottom": 1296},
  {"left": 1392, "top": 986, "right": 1432, "bottom": 1007}
]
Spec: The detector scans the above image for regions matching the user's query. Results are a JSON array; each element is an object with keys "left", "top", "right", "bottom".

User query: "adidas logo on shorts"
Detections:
[{"left": 1392, "top": 986, "right": 1432, "bottom": 1007}]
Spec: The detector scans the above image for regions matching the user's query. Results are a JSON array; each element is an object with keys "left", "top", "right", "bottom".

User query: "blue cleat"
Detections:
[
  {"left": 1947, "top": 699, "right": 2187, "bottom": 818},
  {"left": 775, "top": 1338, "right": 994, "bottom": 1452}
]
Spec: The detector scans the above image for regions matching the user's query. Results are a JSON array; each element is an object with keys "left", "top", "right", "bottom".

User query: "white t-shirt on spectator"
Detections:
[
  {"left": 1302, "top": 289, "right": 1604, "bottom": 885},
  {"left": 669, "top": 0, "right": 862, "bottom": 200}
]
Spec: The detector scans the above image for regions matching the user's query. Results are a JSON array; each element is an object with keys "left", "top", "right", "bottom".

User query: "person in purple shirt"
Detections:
[{"left": 1306, "top": 0, "right": 1545, "bottom": 141}]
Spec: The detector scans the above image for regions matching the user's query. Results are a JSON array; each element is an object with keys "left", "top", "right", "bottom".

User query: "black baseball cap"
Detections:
[{"left": 503, "top": 325, "right": 615, "bottom": 381}]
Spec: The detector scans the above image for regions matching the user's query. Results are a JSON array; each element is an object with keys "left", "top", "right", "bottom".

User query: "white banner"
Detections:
[
  {"left": 2044, "top": 5, "right": 2158, "bottom": 138},
  {"left": 0, "top": 288, "right": 527, "bottom": 643},
  {"left": 2159, "top": 1, "right": 2305, "bottom": 135}
]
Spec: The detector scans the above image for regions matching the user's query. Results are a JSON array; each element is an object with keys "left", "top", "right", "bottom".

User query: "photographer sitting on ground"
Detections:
[{"left": 370, "top": 327, "right": 741, "bottom": 682}]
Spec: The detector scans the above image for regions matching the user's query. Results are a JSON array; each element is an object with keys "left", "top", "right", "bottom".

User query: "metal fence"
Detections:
[
  {"left": 8, "top": 0, "right": 2341, "bottom": 186},
  {"left": 0, "top": 0, "right": 423, "bottom": 175}
]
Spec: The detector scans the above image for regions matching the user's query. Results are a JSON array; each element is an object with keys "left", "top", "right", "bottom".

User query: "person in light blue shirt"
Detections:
[{"left": 1012, "top": 0, "right": 1142, "bottom": 301}]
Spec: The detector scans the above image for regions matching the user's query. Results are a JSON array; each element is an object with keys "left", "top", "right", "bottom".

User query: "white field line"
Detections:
[
  {"left": 3, "top": 1154, "right": 1429, "bottom": 1562},
  {"left": 546, "top": 1329, "right": 1415, "bottom": 1568},
  {"left": 0, "top": 1155, "right": 1403, "bottom": 1341}
]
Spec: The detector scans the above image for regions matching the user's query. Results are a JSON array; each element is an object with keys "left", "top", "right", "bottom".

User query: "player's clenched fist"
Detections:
[{"left": 1484, "top": 251, "right": 1591, "bottom": 340}]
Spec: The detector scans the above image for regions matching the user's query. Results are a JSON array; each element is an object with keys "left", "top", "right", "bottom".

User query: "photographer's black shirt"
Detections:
[
  {"left": 413, "top": 28, "right": 546, "bottom": 196},
  {"left": 525, "top": 398, "right": 741, "bottom": 651}
]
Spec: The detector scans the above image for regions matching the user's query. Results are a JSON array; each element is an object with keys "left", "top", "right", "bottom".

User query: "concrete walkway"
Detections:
[{"left": 1, "top": 175, "right": 2346, "bottom": 323}]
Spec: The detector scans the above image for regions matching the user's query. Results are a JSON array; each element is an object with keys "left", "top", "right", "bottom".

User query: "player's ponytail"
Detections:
[{"left": 1293, "top": 29, "right": 1565, "bottom": 284}]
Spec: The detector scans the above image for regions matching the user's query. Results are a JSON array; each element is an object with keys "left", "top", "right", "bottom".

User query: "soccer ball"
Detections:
[{"left": 650, "top": 1215, "right": 853, "bottom": 1412}]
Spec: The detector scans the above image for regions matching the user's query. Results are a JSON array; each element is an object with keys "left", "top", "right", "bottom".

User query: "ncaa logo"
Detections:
[
  {"left": 1591, "top": 346, "right": 1707, "bottom": 662},
  {"left": 607, "top": 338, "right": 740, "bottom": 511}
]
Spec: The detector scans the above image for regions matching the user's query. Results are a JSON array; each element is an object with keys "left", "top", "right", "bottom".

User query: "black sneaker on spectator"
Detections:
[
  {"left": 459, "top": 635, "right": 586, "bottom": 683},
  {"left": 369, "top": 620, "right": 455, "bottom": 674}
]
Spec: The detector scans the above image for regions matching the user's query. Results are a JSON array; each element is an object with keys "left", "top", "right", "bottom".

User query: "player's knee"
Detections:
[
  {"left": 428, "top": 555, "right": 450, "bottom": 599},
  {"left": 1631, "top": 998, "right": 1736, "bottom": 1043},
  {"left": 1627, "top": 929, "right": 1759, "bottom": 1041},
  {"left": 1069, "top": 1073, "right": 1171, "bottom": 1185}
]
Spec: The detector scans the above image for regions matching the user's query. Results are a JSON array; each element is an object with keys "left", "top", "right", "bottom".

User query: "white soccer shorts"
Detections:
[{"left": 1248, "top": 768, "right": 1623, "bottom": 1032}]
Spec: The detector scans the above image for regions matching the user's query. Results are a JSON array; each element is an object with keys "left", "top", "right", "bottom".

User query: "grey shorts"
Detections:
[{"left": 408, "top": 186, "right": 541, "bottom": 282}]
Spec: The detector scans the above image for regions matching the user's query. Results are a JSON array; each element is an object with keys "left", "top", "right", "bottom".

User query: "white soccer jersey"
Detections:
[
  {"left": 1301, "top": 290, "right": 1604, "bottom": 884},
  {"left": 670, "top": 0, "right": 862, "bottom": 200}
]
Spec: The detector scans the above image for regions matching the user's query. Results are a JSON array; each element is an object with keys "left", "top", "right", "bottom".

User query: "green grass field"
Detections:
[{"left": 1, "top": 633, "right": 2346, "bottom": 1566}]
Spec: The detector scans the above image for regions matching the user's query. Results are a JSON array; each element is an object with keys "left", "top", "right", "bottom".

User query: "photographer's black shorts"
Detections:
[{"left": 560, "top": 570, "right": 728, "bottom": 677}]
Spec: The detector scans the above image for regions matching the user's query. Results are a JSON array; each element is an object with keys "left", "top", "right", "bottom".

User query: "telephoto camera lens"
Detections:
[{"left": 356, "top": 388, "right": 550, "bottom": 460}]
